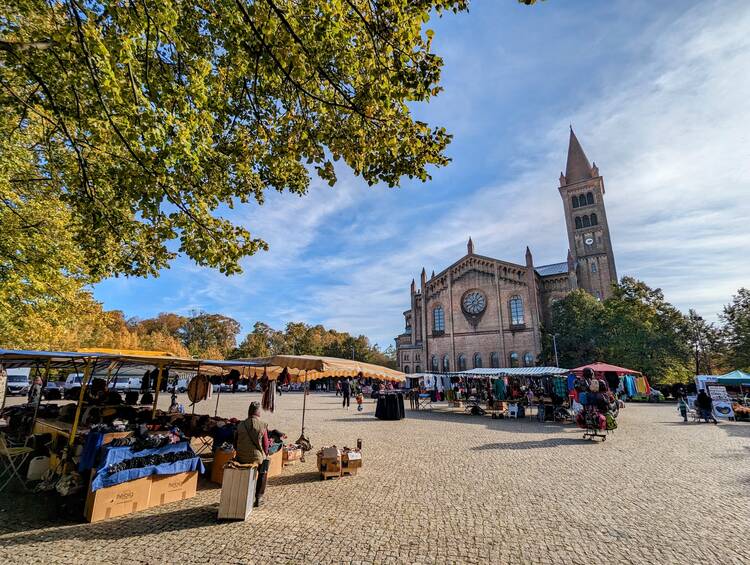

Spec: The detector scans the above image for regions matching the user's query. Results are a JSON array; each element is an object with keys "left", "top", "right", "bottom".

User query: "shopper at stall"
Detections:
[
  {"left": 341, "top": 378, "right": 352, "bottom": 409},
  {"left": 695, "top": 390, "right": 718, "bottom": 424},
  {"left": 236, "top": 401, "right": 270, "bottom": 506},
  {"left": 335, "top": 381, "right": 341, "bottom": 397}
]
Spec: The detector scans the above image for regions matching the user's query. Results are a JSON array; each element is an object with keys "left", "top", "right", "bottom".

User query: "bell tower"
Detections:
[{"left": 558, "top": 128, "right": 617, "bottom": 300}]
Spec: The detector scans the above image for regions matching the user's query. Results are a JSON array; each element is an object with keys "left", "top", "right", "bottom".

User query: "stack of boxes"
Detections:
[{"left": 317, "top": 445, "right": 363, "bottom": 479}]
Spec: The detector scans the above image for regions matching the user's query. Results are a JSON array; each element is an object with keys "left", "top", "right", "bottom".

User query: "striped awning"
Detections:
[{"left": 457, "top": 367, "right": 569, "bottom": 377}]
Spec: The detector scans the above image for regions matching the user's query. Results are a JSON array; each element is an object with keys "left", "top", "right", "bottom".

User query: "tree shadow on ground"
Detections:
[
  {"left": 471, "top": 437, "right": 593, "bottom": 451},
  {"left": 0, "top": 503, "right": 220, "bottom": 547}
]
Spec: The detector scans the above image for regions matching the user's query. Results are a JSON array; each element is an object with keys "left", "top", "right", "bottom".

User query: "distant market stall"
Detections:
[
  {"left": 694, "top": 370, "right": 750, "bottom": 422},
  {"left": 572, "top": 362, "right": 649, "bottom": 400},
  {"left": 237, "top": 355, "right": 406, "bottom": 429}
]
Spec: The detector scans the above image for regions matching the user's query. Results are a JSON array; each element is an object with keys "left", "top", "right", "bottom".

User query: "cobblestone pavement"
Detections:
[{"left": 1, "top": 393, "right": 748, "bottom": 564}]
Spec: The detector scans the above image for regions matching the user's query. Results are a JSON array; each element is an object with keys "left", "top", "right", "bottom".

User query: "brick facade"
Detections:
[{"left": 396, "top": 129, "right": 617, "bottom": 373}]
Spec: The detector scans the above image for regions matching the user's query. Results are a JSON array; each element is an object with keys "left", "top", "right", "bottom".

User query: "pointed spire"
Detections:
[
  {"left": 411, "top": 278, "right": 416, "bottom": 293},
  {"left": 467, "top": 237, "right": 474, "bottom": 255},
  {"left": 525, "top": 246, "right": 533, "bottom": 267},
  {"left": 420, "top": 267, "right": 426, "bottom": 285},
  {"left": 431, "top": 270, "right": 435, "bottom": 279},
  {"left": 565, "top": 127, "right": 593, "bottom": 184},
  {"left": 567, "top": 249, "right": 575, "bottom": 270}
]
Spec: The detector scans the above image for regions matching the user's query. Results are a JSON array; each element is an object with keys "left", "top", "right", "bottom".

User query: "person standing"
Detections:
[
  {"left": 678, "top": 395, "right": 689, "bottom": 422},
  {"left": 695, "top": 390, "right": 718, "bottom": 424},
  {"left": 236, "top": 401, "right": 270, "bottom": 506},
  {"left": 341, "top": 378, "right": 351, "bottom": 409},
  {"left": 335, "top": 381, "right": 341, "bottom": 397}
]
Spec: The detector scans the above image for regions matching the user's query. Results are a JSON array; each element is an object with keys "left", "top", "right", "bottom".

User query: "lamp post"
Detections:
[{"left": 552, "top": 334, "right": 560, "bottom": 368}]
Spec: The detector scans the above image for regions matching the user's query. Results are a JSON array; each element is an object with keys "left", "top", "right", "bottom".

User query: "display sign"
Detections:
[
  {"left": 713, "top": 401, "right": 734, "bottom": 420},
  {"left": 707, "top": 385, "right": 730, "bottom": 402}
]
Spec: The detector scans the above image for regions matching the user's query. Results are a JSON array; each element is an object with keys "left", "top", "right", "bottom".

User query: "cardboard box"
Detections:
[
  {"left": 218, "top": 466, "right": 257, "bottom": 521},
  {"left": 267, "top": 449, "right": 283, "bottom": 478},
  {"left": 342, "top": 450, "right": 363, "bottom": 470},
  {"left": 282, "top": 446, "right": 302, "bottom": 464},
  {"left": 211, "top": 448, "right": 236, "bottom": 485},
  {"left": 148, "top": 471, "right": 198, "bottom": 508},
  {"left": 85, "top": 476, "right": 151, "bottom": 523}
]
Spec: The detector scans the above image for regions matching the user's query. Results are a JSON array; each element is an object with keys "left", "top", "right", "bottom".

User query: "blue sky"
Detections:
[{"left": 94, "top": 0, "right": 750, "bottom": 348}]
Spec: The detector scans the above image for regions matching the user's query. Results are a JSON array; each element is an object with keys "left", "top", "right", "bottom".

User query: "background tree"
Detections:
[
  {"left": 541, "top": 289, "right": 604, "bottom": 368},
  {"left": 542, "top": 278, "right": 696, "bottom": 383},
  {"left": 721, "top": 288, "right": 750, "bottom": 371},
  {"left": 684, "top": 309, "right": 724, "bottom": 375},
  {"left": 0, "top": 0, "right": 466, "bottom": 280},
  {"left": 230, "top": 320, "right": 397, "bottom": 368},
  {"left": 180, "top": 312, "right": 241, "bottom": 359}
]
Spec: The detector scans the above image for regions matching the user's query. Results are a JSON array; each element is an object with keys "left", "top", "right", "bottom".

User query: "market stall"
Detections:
[
  {"left": 238, "top": 355, "right": 406, "bottom": 430},
  {"left": 456, "top": 367, "right": 570, "bottom": 419},
  {"left": 572, "top": 362, "right": 648, "bottom": 400},
  {"left": 695, "top": 370, "right": 750, "bottom": 421},
  {"left": 0, "top": 349, "right": 257, "bottom": 521}
]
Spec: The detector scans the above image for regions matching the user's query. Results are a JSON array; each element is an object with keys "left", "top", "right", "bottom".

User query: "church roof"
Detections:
[
  {"left": 535, "top": 262, "right": 568, "bottom": 276},
  {"left": 565, "top": 128, "right": 593, "bottom": 184}
]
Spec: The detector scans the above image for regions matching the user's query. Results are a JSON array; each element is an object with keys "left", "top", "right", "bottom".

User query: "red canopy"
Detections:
[{"left": 572, "top": 362, "right": 642, "bottom": 376}]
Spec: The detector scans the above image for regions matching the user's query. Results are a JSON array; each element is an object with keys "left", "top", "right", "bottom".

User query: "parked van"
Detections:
[
  {"left": 64, "top": 374, "right": 84, "bottom": 391},
  {"left": 6, "top": 368, "right": 31, "bottom": 396},
  {"left": 112, "top": 377, "right": 142, "bottom": 392}
]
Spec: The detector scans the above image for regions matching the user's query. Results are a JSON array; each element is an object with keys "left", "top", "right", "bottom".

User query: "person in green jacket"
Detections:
[{"left": 236, "top": 402, "right": 269, "bottom": 506}]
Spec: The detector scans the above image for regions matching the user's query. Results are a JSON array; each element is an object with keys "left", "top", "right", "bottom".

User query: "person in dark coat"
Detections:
[
  {"left": 695, "top": 390, "right": 718, "bottom": 424},
  {"left": 341, "top": 378, "right": 351, "bottom": 409}
]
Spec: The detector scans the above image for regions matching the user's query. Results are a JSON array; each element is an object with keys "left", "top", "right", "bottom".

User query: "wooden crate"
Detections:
[{"left": 218, "top": 466, "right": 257, "bottom": 520}]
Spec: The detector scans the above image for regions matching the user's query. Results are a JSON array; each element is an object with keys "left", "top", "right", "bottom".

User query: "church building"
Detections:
[{"left": 395, "top": 129, "right": 618, "bottom": 374}]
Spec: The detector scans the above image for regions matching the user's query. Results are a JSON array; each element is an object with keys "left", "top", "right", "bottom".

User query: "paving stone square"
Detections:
[{"left": 1, "top": 393, "right": 748, "bottom": 564}]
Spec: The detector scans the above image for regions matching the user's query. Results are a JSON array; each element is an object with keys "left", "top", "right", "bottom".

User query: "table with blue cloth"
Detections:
[{"left": 91, "top": 441, "right": 205, "bottom": 491}]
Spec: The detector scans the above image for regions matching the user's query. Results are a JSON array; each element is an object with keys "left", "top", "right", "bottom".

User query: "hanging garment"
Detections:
[
  {"left": 493, "top": 379, "right": 506, "bottom": 400},
  {"left": 635, "top": 377, "right": 647, "bottom": 395},
  {"left": 566, "top": 374, "right": 576, "bottom": 391},
  {"left": 553, "top": 377, "right": 567, "bottom": 398}
]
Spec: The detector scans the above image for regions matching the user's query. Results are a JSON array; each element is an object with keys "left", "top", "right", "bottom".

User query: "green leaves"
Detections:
[
  {"left": 0, "top": 0, "right": 467, "bottom": 277},
  {"left": 542, "top": 278, "right": 700, "bottom": 383}
]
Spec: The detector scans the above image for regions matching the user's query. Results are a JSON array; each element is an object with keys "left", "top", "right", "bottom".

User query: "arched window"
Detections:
[
  {"left": 432, "top": 306, "right": 445, "bottom": 333},
  {"left": 575, "top": 216, "right": 582, "bottom": 229},
  {"left": 523, "top": 352, "right": 534, "bottom": 367},
  {"left": 415, "top": 365, "right": 421, "bottom": 373},
  {"left": 490, "top": 352, "right": 500, "bottom": 368},
  {"left": 571, "top": 195, "right": 579, "bottom": 208},
  {"left": 404, "top": 365, "right": 410, "bottom": 374},
  {"left": 430, "top": 355, "right": 439, "bottom": 372},
  {"left": 457, "top": 354, "right": 467, "bottom": 371},
  {"left": 582, "top": 215, "right": 591, "bottom": 228},
  {"left": 509, "top": 352, "right": 519, "bottom": 368},
  {"left": 473, "top": 353, "right": 482, "bottom": 368},
  {"left": 591, "top": 262, "right": 598, "bottom": 273},
  {"left": 442, "top": 355, "right": 450, "bottom": 372},
  {"left": 509, "top": 296, "right": 525, "bottom": 326},
  {"left": 586, "top": 192, "right": 594, "bottom": 205},
  {"left": 590, "top": 213, "right": 598, "bottom": 226}
]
